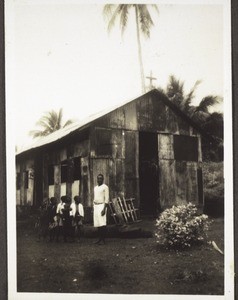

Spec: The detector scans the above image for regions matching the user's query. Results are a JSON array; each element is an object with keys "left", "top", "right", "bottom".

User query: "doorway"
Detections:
[{"left": 139, "top": 132, "right": 159, "bottom": 216}]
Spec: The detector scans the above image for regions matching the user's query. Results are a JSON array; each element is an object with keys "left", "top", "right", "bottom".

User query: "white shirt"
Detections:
[
  {"left": 94, "top": 184, "right": 109, "bottom": 204},
  {"left": 56, "top": 202, "right": 65, "bottom": 215},
  {"left": 70, "top": 202, "right": 84, "bottom": 217}
]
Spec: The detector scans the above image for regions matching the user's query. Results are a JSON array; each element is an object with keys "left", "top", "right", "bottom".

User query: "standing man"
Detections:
[{"left": 93, "top": 174, "right": 109, "bottom": 245}]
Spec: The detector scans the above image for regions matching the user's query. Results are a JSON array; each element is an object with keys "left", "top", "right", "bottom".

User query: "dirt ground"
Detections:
[{"left": 17, "top": 217, "right": 224, "bottom": 295}]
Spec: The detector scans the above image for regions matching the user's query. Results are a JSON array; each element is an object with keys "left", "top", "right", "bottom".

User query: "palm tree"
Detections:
[
  {"left": 202, "top": 111, "right": 223, "bottom": 137},
  {"left": 191, "top": 96, "right": 219, "bottom": 123},
  {"left": 29, "top": 108, "right": 73, "bottom": 138},
  {"left": 166, "top": 74, "right": 202, "bottom": 116},
  {"left": 200, "top": 111, "right": 224, "bottom": 161},
  {"left": 165, "top": 75, "right": 220, "bottom": 120},
  {"left": 164, "top": 75, "right": 223, "bottom": 160},
  {"left": 103, "top": 4, "right": 159, "bottom": 93}
]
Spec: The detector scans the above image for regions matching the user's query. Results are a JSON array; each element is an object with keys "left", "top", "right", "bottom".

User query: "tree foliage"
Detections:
[
  {"left": 164, "top": 75, "right": 223, "bottom": 161},
  {"left": 29, "top": 108, "right": 73, "bottom": 138}
]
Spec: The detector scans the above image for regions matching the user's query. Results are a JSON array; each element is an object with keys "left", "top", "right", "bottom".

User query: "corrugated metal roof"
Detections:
[{"left": 16, "top": 91, "right": 142, "bottom": 155}]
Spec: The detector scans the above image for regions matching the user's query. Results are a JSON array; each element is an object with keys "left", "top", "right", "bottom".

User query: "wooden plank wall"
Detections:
[
  {"left": 137, "top": 94, "right": 192, "bottom": 136},
  {"left": 26, "top": 167, "right": 34, "bottom": 205},
  {"left": 20, "top": 162, "right": 25, "bottom": 205},
  {"left": 17, "top": 158, "right": 35, "bottom": 205},
  {"left": 80, "top": 156, "right": 90, "bottom": 206},
  {"left": 177, "top": 116, "right": 190, "bottom": 135},
  {"left": 91, "top": 94, "right": 203, "bottom": 212},
  {"left": 43, "top": 154, "right": 49, "bottom": 200},
  {"left": 93, "top": 102, "right": 137, "bottom": 131},
  {"left": 159, "top": 160, "right": 176, "bottom": 208},
  {"left": 137, "top": 96, "right": 154, "bottom": 130},
  {"left": 186, "top": 162, "right": 198, "bottom": 203},
  {"left": 74, "top": 140, "right": 90, "bottom": 205},
  {"left": 124, "top": 102, "right": 137, "bottom": 130},
  {"left": 74, "top": 140, "right": 90, "bottom": 157},
  {"left": 90, "top": 158, "right": 110, "bottom": 201},
  {"left": 90, "top": 126, "right": 140, "bottom": 208},
  {"left": 158, "top": 133, "right": 200, "bottom": 209},
  {"left": 54, "top": 165, "right": 61, "bottom": 201},
  {"left": 16, "top": 163, "right": 21, "bottom": 205},
  {"left": 41, "top": 140, "right": 90, "bottom": 204}
]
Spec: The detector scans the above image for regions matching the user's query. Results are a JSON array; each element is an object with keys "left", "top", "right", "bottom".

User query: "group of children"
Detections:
[{"left": 37, "top": 195, "right": 84, "bottom": 242}]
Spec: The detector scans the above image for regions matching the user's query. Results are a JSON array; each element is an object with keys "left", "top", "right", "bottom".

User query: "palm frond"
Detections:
[
  {"left": 201, "top": 112, "right": 223, "bottom": 138},
  {"left": 57, "top": 108, "right": 63, "bottom": 129},
  {"left": 186, "top": 80, "right": 202, "bottom": 104},
  {"left": 166, "top": 75, "right": 184, "bottom": 99},
  {"left": 120, "top": 5, "right": 130, "bottom": 35},
  {"left": 193, "top": 111, "right": 210, "bottom": 123},
  {"left": 107, "top": 5, "right": 124, "bottom": 34},
  {"left": 202, "top": 112, "right": 223, "bottom": 127},
  {"left": 103, "top": 4, "right": 116, "bottom": 20},
  {"left": 137, "top": 5, "right": 154, "bottom": 38},
  {"left": 30, "top": 108, "right": 73, "bottom": 138},
  {"left": 183, "top": 80, "right": 202, "bottom": 112},
  {"left": 104, "top": 4, "right": 158, "bottom": 38},
  {"left": 36, "top": 118, "right": 54, "bottom": 132},
  {"left": 196, "top": 96, "right": 218, "bottom": 113},
  {"left": 29, "top": 129, "right": 50, "bottom": 138},
  {"left": 150, "top": 4, "right": 159, "bottom": 15},
  {"left": 63, "top": 119, "right": 74, "bottom": 128},
  {"left": 41, "top": 111, "right": 58, "bottom": 131}
]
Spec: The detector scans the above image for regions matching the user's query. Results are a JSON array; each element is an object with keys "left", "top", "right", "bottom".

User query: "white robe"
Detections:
[{"left": 93, "top": 184, "right": 109, "bottom": 227}]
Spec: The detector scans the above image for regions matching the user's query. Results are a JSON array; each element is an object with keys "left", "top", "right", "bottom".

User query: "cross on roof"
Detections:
[{"left": 146, "top": 71, "right": 157, "bottom": 89}]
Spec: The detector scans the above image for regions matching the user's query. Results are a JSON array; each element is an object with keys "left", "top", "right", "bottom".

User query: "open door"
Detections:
[{"left": 139, "top": 132, "right": 159, "bottom": 217}]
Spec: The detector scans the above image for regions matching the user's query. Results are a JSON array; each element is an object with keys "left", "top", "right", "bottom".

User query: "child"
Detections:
[
  {"left": 56, "top": 196, "right": 65, "bottom": 242},
  {"left": 70, "top": 196, "right": 84, "bottom": 242},
  {"left": 61, "top": 196, "right": 72, "bottom": 242},
  {"left": 48, "top": 197, "right": 58, "bottom": 241}
]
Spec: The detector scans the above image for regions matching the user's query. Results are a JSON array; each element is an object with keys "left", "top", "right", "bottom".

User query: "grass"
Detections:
[{"left": 17, "top": 216, "right": 224, "bottom": 295}]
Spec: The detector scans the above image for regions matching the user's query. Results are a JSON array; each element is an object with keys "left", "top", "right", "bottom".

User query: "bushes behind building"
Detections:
[{"left": 203, "top": 162, "right": 224, "bottom": 217}]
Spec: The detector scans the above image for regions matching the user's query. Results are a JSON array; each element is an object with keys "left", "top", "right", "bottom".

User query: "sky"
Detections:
[{"left": 5, "top": 0, "right": 226, "bottom": 149}]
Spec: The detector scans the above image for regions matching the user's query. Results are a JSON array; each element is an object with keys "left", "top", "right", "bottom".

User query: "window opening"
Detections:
[{"left": 174, "top": 135, "right": 198, "bottom": 162}]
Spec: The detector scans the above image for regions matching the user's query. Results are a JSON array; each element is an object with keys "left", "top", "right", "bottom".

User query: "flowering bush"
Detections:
[{"left": 155, "top": 203, "right": 211, "bottom": 249}]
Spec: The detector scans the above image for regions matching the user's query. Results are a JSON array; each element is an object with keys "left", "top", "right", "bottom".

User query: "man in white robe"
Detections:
[{"left": 93, "top": 174, "right": 109, "bottom": 244}]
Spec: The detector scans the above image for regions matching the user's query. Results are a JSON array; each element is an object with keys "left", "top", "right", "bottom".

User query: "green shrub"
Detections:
[
  {"left": 203, "top": 162, "right": 224, "bottom": 199},
  {"left": 155, "top": 203, "right": 211, "bottom": 249},
  {"left": 202, "top": 162, "right": 224, "bottom": 216}
]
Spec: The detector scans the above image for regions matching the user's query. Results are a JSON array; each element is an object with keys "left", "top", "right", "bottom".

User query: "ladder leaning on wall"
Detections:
[{"left": 108, "top": 197, "right": 140, "bottom": 225}]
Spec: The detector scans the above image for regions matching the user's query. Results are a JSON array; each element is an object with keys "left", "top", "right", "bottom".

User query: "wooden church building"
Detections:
[{"left": 16, "top": 89, "right": 206, "bottom": 219}]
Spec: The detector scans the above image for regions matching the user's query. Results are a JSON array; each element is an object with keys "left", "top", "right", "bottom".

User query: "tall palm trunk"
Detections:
[{"left": 135, "top": 6, "right": 146, "bottom": 94}]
